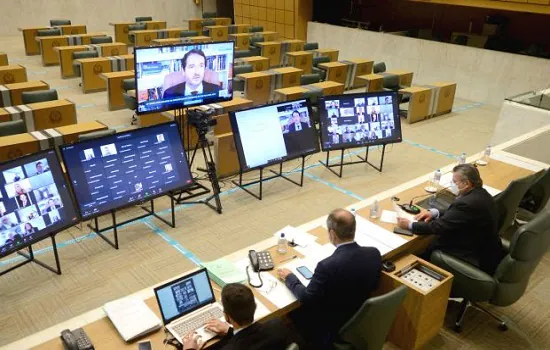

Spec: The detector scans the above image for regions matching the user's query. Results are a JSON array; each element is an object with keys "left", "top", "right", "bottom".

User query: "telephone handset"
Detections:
[
  {"left": 60, "top": 328, "right": 94, "bottom": 350},
  {"left": 248, "top": 250, "right": 274, "bottom": 272}
]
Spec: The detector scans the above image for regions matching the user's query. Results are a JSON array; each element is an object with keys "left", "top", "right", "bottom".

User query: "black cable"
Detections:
[{"left": 246, "top": 265, "right": 264, "bottom": 288}]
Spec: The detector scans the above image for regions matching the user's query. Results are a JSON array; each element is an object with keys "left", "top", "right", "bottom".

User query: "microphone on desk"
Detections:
[{"left": 399, "top": 185, "right": 452, "bottom": 215}]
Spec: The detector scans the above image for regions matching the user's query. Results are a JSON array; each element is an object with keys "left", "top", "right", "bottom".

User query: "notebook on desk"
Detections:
[{"left": 104, "top": 296, "right": 162, "bottom": 342}]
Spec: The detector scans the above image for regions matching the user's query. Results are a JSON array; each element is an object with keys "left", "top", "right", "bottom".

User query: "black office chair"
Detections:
[
  {"left": 122, "top": 78, "right": 138, "bottom": 125},
  {"left": 518, "top": 168, "right": 550, "bottom": 221},
  {"left": 312, "top": 56, "right": 330, "bottom": 81},
  {"left": 383, "top": 74, "right": 409, "bottom": 104},
  {"left": 235, "top": 49, "right": 253, "bottom": 58},
  {"left": 373, "top": 62, "right": 386, "bottom": 74},
  {"left": 180, "top": 30, "right": 199, "bottom": 38},
  {"left": 72, "top": 50, "right": 99, "bottom": 79},
  {"left": 249, "top": 36, "right": 264, "bottom": 56},
  {"left": 303, "top": 42, "right": 319, "bottom": 51},
  {"left": 37, "top": 28, "right": 61, "bottom": 37},
  {"left": 202, "top": 19, "right": 216, "bottom": 27},
  {"left": 78, "top": 129, "right": 116, "bottom": 141},
  {"left": 50, "top": 19, "right": 71, "bottom": 26},
  {"left": 135, "top": 16, "right": 153, "bottom": 22},
  {"left": 90, "top": 36, "right": 113, "bottom": 44},
  {"left": 128, "top": 23, "right": 147, "bottom": 45},
  {"left": 21, "top": 89, "right": 58, "bottom": 104},
  {"left": 248, "top": 26, "right": 264, "bottom": 33},
  {"left": 300, "top": 73, "right": 321, "bottom": 86},
  {"left": 203, "top": 12, "right": 217, "bottom": 18},
  {"left": 233, "top": 64, "right": 253, "bottom": 92},
  {"left": 0, "top": 120, "right": 26, "bottom": 136}
]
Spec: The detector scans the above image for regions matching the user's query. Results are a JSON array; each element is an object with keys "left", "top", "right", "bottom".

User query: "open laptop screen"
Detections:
[{"left": 154, "top": 268, "right": 215, "bottom": 324}]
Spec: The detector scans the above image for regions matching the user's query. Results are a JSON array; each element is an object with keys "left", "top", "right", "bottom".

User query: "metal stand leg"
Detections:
[
  {"left": 1, "top": 235, "right": 62, "bottom": 276},
  {"left": 454, "top": 299, "right": 471, "bottom": 333}
]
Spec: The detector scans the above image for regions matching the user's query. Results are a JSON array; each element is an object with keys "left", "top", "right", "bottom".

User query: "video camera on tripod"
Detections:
[{"left": 187, "top": 108, "right": 217, "bottom": 136}]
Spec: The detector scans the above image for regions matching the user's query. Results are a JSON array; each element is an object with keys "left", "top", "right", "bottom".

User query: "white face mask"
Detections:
[{"left": 450, "top": 182, "right": 460, "bottom": 196}]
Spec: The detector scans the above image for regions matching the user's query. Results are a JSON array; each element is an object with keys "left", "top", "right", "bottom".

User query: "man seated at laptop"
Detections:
[{"left": 182, "top": 283, "right": 294, "bottom": 350}]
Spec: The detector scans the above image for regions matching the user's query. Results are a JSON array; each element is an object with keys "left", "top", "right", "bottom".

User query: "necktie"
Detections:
[{"left": 191, "top": 91, "right": 198, "bottom": 95}]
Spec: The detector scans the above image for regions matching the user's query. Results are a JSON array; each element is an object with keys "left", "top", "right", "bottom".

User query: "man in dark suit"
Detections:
[
  {"left": 287, "top": 110, "right": 309, "bottom": 132},
  {"left": 182, "top": 283, "right": 293, "bottom": 350},
  {"left": 163, "top": 49, "right": 220, "bottom": 99},
  {"left": 397, "top": 164, "right": 503, "bottom": 274},
  {"left": 277, "top": 208, "right": 382, "bottom": 349}
]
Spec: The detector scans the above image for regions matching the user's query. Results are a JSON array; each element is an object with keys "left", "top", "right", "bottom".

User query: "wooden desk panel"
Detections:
[
  {"left": 56, "top": 25, "right": 87, "bottom": 35},
  {"left": 314, "top": 48, "right": 339, "bottom": 62},
  {"left": 57, "top": 42, "right": 130, "bottom": 78},
  {"left": 274, "top": 86, "right": 308, "bottom": 102},
  {"left": 110, "top": 21, "right": 167, "bottom": 44},
  {"left": 18, "top": 27, "right": 50, "bottom": 55},
  {"left": 229, "top": 33, "right": 253, "bottom": 50},
  {"left": 0, "top": 99, "right": 77, "bottom": 131},
  {"left": 400, "top": 86, "right": 433, "bottom": 124},
  {"left": 285, "top": 51, "right": 313, "bottom": 73},
  {"left": 253, "top": 31, "right": 278, "bottom": 42},
  {"left": 37, "top": 33, "right": 108, "bottom": 66},
  {"left": 0, "top": 65, "right": 28, "bottom": 85},
  {"left": 0, "top": 134, "right": 40, "bottom": 162},
  {"left": 79, "top": 55, "right": 135, "bottom": 93},
  {"left": 99, "top": 71, "right": 135, "bottom": 110},
  {"left": 239, "top": 72, "right": 272, "bottom": 105},
  {"left": 205, "top": 25, "right": 229, "bottom": 41},
  {"left": 387, "top": 70, "right": 414, "bottom": 87},
  {"left": 0, "top": 81, "right": 50, "bottom": 107},
  {"left": 0, "top": 52, "right": 8, "bottom": 66},
  {"left": 309, "top": 81, "right": 345, "bottom": 96},
  {"left": 357, "top": 74, "right": 384, "bottom": 92},
  {"left": 55, "top": 121, "right": 108, "bottom": 143},
  {"left": 257, "top": 41, "right": 282, "bottom": 67},
  {"left": 236, "top": 56, "right": 271, "bottom": 72},
  {"left": 318, "top": 62, "right": 349, "bottom": 85}
]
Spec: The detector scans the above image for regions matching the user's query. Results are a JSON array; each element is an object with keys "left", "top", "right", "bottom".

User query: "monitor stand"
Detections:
[
  {"left": 319, "top": 144, "right": 387, "bottom": 178},
  {"left": 0, "top": 235, "right": 62, "bottom": 276}
]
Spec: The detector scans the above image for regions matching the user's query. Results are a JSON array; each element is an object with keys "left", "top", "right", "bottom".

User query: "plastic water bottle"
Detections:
[
  {"left": 458, "top": 152, "right": 466, "bottom": 165},
  {"left": 350, "top": 208, "right": 356, "bottom": 217},
  {"left": 370, "top": 200, "right": 379, "bottom": 219},
  {"left": 277, "top": 233, "right": 288, "bottom": 255},
  {"left": 433, "top": 169, "right": 441, "bottom": 186},
  {"left": 483, "top": 145, "right": 491, "bottom": 164}
]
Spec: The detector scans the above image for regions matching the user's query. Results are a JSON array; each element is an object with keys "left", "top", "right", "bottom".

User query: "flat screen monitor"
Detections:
[
  {"left": 135, "top": 41, "right": 234, "bottom": 114},
  {"left": 60, "top": 122, "right": 193, "bottom": 219},
  {"left": 229, "top": 99, "right": 320, "bottom": 171},
  {"left": 318, "top": 91, "right": 403, "bottom": 151},
  {"left": 0, "top": 149, "right": 78, "bottom": 258}
]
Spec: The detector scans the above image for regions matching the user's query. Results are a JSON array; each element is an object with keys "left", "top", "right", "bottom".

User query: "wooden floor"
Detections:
[{"left": 1, "top": 33, "right": 549, "bottom": 349}]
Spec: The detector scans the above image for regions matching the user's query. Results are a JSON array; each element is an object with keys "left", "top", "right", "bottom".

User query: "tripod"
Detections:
[{"left": 175, "top": 120, "right": 223, "bottom": 214}]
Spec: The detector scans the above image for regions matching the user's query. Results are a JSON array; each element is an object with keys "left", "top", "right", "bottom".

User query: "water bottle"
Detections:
[
  {"left": 483, "top": 145, "right": 491, "bottom": 164},
  {"left": 350, "top": 208, "right": 356, "bottom": 217},
  {"left": 433, "top": 169, "right": 441, "bottom": 186},
  {"left": 370, "top": 200, "right": 379, "bottom": 219},
  {"left": 277, "top": 233, "right": 288, "bottom": 255},
  {"left": 458, "top": 152, "right": 466, "bottom": 165}
]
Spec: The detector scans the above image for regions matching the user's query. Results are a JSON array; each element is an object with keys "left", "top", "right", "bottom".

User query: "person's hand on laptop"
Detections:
[
  {"left": 204, "top": 319, "right": 230, "bottom": 335},
  {"left": 182, "top": 332, "right": 204, "bottom": 350}
]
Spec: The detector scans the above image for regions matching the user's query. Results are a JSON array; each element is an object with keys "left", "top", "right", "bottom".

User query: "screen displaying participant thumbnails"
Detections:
[
  {"left": 60, "top": 122, "right": 194, "bottom": 220},
  {"left": 230, "top": 99, "right": 320, "bottom": 171},
  {"left": 319, "top": 92, "right": 402, "bottom": 151},
  {"left": 134, "top": 41, "right": 234, "bottom": 114},
  {"left": 0, "top": 151, "right": 78, "bottom": 257}
]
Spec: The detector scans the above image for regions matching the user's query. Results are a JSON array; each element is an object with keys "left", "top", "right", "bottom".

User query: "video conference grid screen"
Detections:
[
  {"left": 230, "top": 99, "right": 320, "bottom": 171},
  {"left": 60, "top": 122, "right": 193, "bottom": 219},
  {"left": 318, "top": 92, "right": 403, "bottom": 151},
  {"left": 135, "top": 41, "right": 234, "bottom": 114},
  {"left": 0, "top": 150, "right": 78, "bottom": 257}
]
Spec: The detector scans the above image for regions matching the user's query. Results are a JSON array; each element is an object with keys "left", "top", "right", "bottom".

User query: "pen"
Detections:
[{"left": 279, "top": 255, "right": 298, "bottom": 264}]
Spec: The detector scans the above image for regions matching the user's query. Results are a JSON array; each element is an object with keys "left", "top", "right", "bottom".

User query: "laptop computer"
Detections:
[{"left": 154, "top": 268, "right": 224, "bottom": 344}]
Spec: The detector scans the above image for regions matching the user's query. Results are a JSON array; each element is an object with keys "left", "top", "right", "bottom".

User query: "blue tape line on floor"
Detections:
[
  {"left": 304, "top": 172, "right": 364, "bottom": 201},
  {"left": 144, "top": 221, "right": 202, "bottom": 266},
  {"left": 403, "top": 139, "right": 456, "bottom": 159},
  {"left": 76, "top": 103, "right": 96, "bottom": 109}
]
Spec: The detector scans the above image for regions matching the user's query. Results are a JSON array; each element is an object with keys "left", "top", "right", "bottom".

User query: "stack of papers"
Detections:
[
  {"left": 104, "top": 297, "right": 162, "bottom": 342},
  {"left": 202, "top": 258, "right": 247, "bottom": 287},
  {"left": 354, "top": 216, "right": 408, "bottom": 255}
]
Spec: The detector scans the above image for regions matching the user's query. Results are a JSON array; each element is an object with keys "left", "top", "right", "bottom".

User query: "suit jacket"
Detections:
[
  {"left": 412, "top": 187, "right": 502, "bottom": 274},
  {"left": 288, "top": 122, "right": 309, "bottom": 132},
  {"left": 285, "top": 242, "right": 381, "bottom": 334},
  {"left": 217, "top": 320, "right": 292, "bottom": 350},
  {"left": 163, "top": 81, "right": 220, "bottom": 98}
]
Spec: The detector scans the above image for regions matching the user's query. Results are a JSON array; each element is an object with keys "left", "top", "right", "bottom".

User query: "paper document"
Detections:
[
  {"left": 202, "top": 258, "right": 247, "bottom": 287},
  {"left": 254, "top": 298, "right": 271, "bottom": 321},
  {"left": 273, "top": 225, "right": 317, "bottom": 247},
  {"left": 392, "top": 201, "right": 417, "bottom": 222},
  {"left": 380, "top": 210, "right": 398, "bottom": 224},
  {"left": 104, "top": 296, "right": 162, "bottom": 342},
  {"left": 256, "top": 272, "right": 297, "bottom": 308},
  {"left": 355, "top": 216, "right": 407, "bottom": 250}
]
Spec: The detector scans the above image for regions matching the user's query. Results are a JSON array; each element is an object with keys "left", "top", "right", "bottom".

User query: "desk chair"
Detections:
[
  {"left": 21, "top": 89, "right": 58, "bottom": 104},
  {"left": 431, "top": 210, "right": 550, "bottom": 332},
  {"left": 128, "top": 23, "right": 147, "bottom": 45},
  {"left": 373, "top": 62, "right": 386, "bottom": 74},
  {"left": 333, "top": 286, "right": 408, "bottom": 350},
  {"left": 518, "top": 168, "right": 550, "bottom": 221},
  {"left": 203, "top": 12, "right": 217, "bottom": 18},
  {"left": 121, "top": 78, "right": 137, "bottom": 125},
  {"left": 249, "top": 36, "right": 264, "bottom": 56},
  {"left": 300, "top": 73, "right": 320, "bottom": 85},
  {"left": 233, "top": 64, "right": 253, "bottom": 92},
  {"left": 90, "top": 36, "right": 113, "bottom": 44},
  {"left": 78, "top": 129, "right": 116, "bottom": 141},
  {"left": 135, "top": 16, "right": 153, "bottom": 22},
  {"left": 202, "top": 19, "right": 216, "bottom": 27},
  {"left": 50, "top": 19, "right": 71, "bottom": 26},
  {"left": 37, "top": 28, "right": 61, "bottom": 37},
  {"left": 312, "top": 56, "right": 330, "bottom": 81},
  {"left": 180, "top": 30, "right": 199, "bottom": 38},
  {"left": 0, "top": 120, "right": 26, "bottom": 136},
  {"left": 72, "top": 50, "right": 99, "bottom": 79},
  {"left": 248, "top": 26, "right": 264, "bottom": 33},
  {"left": 235, "top": 49, "right": 253, "bottom": 58},
  {"left": 383, "top": 74, "right": 409, "bottom": 104},
  {"left": 303, "top": 42, "right": 319, "bottom": 51}
]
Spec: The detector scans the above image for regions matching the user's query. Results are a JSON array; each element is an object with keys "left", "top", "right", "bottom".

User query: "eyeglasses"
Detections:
[{"left": 263, "top": 279, "right": 278, "bottom": 295}]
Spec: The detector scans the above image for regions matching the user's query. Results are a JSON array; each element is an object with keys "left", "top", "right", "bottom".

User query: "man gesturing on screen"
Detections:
[{"left": 163, "top": 49, "right": 220, "bottom": 98}]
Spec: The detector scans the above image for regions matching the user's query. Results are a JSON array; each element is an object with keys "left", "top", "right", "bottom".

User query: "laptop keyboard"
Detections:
[{"left": 172, "top": 306, "right": 224, "bottom": 337}]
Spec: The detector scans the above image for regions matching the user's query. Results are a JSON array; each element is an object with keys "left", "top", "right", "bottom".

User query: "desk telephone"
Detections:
[
  {"left": 249, "top": 250, "right": 274, "bottom": 272},
  {"left": 60, "top": 328, "right": 94, "bottom": 350}
]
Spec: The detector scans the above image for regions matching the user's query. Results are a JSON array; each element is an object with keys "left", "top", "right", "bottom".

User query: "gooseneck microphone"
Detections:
[{"left": 399, "top": 185, "right": 452, "bottom": 215}]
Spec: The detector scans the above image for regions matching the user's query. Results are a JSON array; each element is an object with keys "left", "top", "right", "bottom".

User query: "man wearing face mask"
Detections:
[{"left": 397, "top": 164, "right": 503, "bottom": 274}]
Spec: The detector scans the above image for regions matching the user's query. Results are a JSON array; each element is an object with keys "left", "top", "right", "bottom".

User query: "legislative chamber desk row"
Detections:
[{"left": 28, "top": 156, "right": 534, "bottom": 350}]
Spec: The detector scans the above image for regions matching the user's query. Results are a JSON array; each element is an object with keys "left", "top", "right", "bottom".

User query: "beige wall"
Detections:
[
  {"left": 307, "top": 22, "right": 550, "bottom": 106},
  {"left": 2, "top": 0, "right": 215, "bottom": 35}
]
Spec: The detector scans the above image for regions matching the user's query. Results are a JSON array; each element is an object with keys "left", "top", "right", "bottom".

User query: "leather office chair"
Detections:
[
  {"left": 72, "top": 50, "right": 99, "bottom": 78},
  {"left": 312, "top": 56, "right": 330, "bottom": 81},
  {"left": 0, "top": 120, "right": 26, "bottom": 136},
  {"left": 248, "top": 26, "right": 264, "bottom": 33},
  {"left": 333, "top": 286, "right": 408, "bottom": 350},
  {"left": 128, "top": 23, "right": 147, "bottom": 45},
  {"left": 518, "top": 168, "right": 550, "bottom": 221},
  {"left": 373, "top": 62, "right": 386, "bottom": 74},
  {"left": 90, "top": 36, "right": 113, "bottom": 44},
  {"left": 383, "top": 74, "right": 409, "bottom": 104},
  {"left": 234, "top": 49, "right": 253, "bottom": 58},
  {"left": 286, "top": 343, "right": 299, "bottom": 350},
  {"left": 121, "top": 78, "right": 138, "bottom": 125},
  {"left": 180, "top": 30, "right": 199, "bottom": 38},
  {"left": 232, "top": 64, "right": 253, "bottom": 92},
  {"left": 37, "top": 28, "right": 61, "bottom": 37},
  {"left": 202, "top": 19, "right": 216, "bottom": 27},
  {"left": 135, "top": 16, "right": 153, "bottom": 22},
  {"left": 430, "top": 210, "right": 550, "bottom": 332},
  {"left": 249, "top": 36, "right": 264, "bottom": 56},
  {"left": 50, "top": 19, "right": 71, "bottom": 26},
  {"left": 303, "top": 42, "right": 319, "bottom": 51},
  {"left": 203, "top": 12, "right": 217, "bottom": 18},
  {"left": 21, "top": 89, "right": 58, "bottom": 104},
  {"left": 300, "top": 73, "right": 321, "bottom": 86},
  {"left": 78, "top": 129, "right": 116, "bottom": 141}
]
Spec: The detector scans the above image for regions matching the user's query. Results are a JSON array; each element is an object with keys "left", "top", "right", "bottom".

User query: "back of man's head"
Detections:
[
  {"left": 326, "top": 208, "right": 356, "bottom": 241},
  {"left": 453, "top": 164, "right": 483, "bottom": 188},
  {"left": 221, "top": 283, "right": 256, "bottom": 326}
]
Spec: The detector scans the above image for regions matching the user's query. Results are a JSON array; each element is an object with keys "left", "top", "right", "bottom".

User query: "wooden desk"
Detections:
[
  {"left": 229, "top": 24, "right": 250, "bottom": 34},
  {"left": 271, "top": 67, "right": 303, "bottom": 89},
  {"left": 427, "top": 82, "right": 457, "bottom": 116},
  {"left": 36, "top": 33, "right": 108, "bottom": 66},
  {"left": 309, "top": 81, "right": 345, "bottom": 96},
  {"left": 341, "top": 58, "right": 374, "bottom": 89},
  {"left": 109, "top": 21, "right": 167, "bottom": 44},
  {"left": 55, "top": 25, "right": 87, "bottom": 35},
  {"left": 19, "top": 27, "right": 50, "bottom": 55},
  {"left": 0, "top": 99, "right": 77, "bottom": 132},
  {"left": 285, "top": 51, "right": 313, "bottom": 74},
  {"left": 384, "top": 70, "right": 414, "bottom": 87},
  {"left": 56, "top": 43, "right": 129, "bottom": 78},
  {"left": 151, "top": 38, "right": 182, "bottom": 46},
  {"left": 188, "top": 17, "right": 232, "bottom": 31},
  {"left": 252, "top": 31, "right": 278, "bottom": 42},
  {"left": 204, "top": 25, "right": 229, "bottom": 41},
  {"left": 357, "top": 74, "right": 384, "bottom": 92},
  {"left": 78, "top": 54, "right": 135, "bottom": 93},
  {"left": 237, "top": 72, "right": 272, "bottom": 105},
  {"left": 0, "top": 81, "right": 50, "bottom": 107},
  {"left": 181, "top": 36, "right": 213, "bottom": 43},
  {"left": 314, "top": 48, "right": 339, "bottom": 62},
  {"left": 0, "top": 65, "right": 27, "bottom": 85},
  {"left": 256, "top": 41, "right": 281, "bottom": 67},
  {"left": 273, "top": 86, "right": 308, "bottom": 102},
  {"left": 235, "top": 56, "right": 271, "bottom": 72},
  {"left": 99, "top": 71, "right": 135, "bottom": 110},
  {"left": 318, "top": 61, "right": 349, "bottom": 85},
  {"left": 400, "top": 86, "right": 434, "bottom": 124},
  {"left": 130, "top": 28, "right": 185, "bottom": 46},
  {"left": 0, "top": 52, "right": 8, "bottom": 66},
  {"left": 229, "top": 33, "right": 253, "bottom": 50}
]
